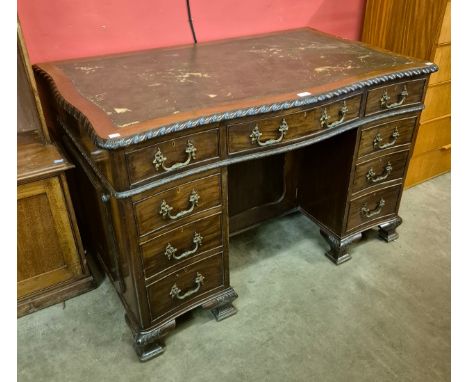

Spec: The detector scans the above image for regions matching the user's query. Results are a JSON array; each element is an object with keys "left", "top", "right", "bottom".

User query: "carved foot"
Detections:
[
  {"left": 201, "top": 287, "right": 238, "bottom": 322},
  {"left": 134, "top": 339, "right": 166, "bottom": 362},
  {"left": 125, "top": 315, "right": 176, "bottom": 362},
  {"left": 320, "top": 230, "right": 362, "bottom": 265},
  {"left": 211, "top": 303, "right": 237, "bottom": 321},
  {"left": 378, "top": 216, "right": 403, "bottom": 242}
]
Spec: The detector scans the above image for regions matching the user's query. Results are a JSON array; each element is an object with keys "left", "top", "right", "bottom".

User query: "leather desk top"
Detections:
[{"left": 35, "top": 28, "right": 436, "bottom": 148}]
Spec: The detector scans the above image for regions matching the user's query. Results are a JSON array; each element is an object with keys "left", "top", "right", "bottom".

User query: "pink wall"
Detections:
[{"left": 18, "top": 0, "right": 366, "bottom": 64}]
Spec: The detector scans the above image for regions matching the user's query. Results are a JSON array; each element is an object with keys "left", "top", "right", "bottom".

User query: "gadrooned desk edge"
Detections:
[{"left": 39, "top": 64, "right": 437, "bottom": 150}]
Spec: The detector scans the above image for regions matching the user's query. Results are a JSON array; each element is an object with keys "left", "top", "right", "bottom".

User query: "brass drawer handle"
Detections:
[
  {"left": 320, "top": 101, "right": 348, "bottom": 128},
  {"left": 380, "top": 85, "right": 408, "bottom": 109},
  {"left": 164, "top": 232, "right": 203, "bottom": 261},
  {"left": 373, "top": 127, "right": 399, "bottom": 149},
  {"left": 153, "top": 141, "right": 197, "bottom": 172},
  {"left": 361, "top": 198, "right": 386, "bottom": 218},
  {"left": 366, "top": 162, "right": 393, "bottom": 183},
  {"left": 159, "top": 190, "right": 200, "bottom": 220},
  {"left": 170, "top": 272, "right": 205, "bottom": 300},
  {"left": 250, "top": 118, "right": 288, "bottom": 146}
]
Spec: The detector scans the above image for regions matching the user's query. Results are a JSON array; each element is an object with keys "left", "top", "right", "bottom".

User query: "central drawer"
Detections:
[
  {"left": 146, "top": 252, "right": 224, "bottom": 322},
  {"left": 133, "top": 173, "right": 222, "bottom": 237},
  {"left": 227, "top": 93, "right": 362, "bottom": 155}
]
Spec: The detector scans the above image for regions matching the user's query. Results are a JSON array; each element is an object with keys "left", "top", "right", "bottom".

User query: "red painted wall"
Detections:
[{"left": 18, "top": 0, "right": 365, "bottom": 64}]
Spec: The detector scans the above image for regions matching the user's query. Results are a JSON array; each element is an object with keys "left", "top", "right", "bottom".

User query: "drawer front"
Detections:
[
  {"left": 141, "top": 213, "right": 223, "bottom": 279},
  {"left": 126, "top": 129, "right": 220, "bottom": 186},
  {"left": 365, "top": 79, "right": 426, "bottom": 116},
  {"left": 346, "top": 185, "right": 402, "bottom": 232},
  {"left": 134, "top": 173, "right": 222, "bottom": 237},
  {"left": 352, "top": 150, "right": 410, "bottom": 193},
  {"left": 357, "top": 116, "right": 417, "bottom": 158},
  {"left": 147, "top": 253, "right": 224, "bottom": 321},
  {"left": 228, "top": 94, "right": 362, "bottom": 154}
]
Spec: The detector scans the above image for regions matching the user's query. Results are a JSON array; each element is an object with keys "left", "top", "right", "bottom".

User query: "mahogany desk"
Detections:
[{"left": 34, "top": 28, "right": 437, "bottom": 361}]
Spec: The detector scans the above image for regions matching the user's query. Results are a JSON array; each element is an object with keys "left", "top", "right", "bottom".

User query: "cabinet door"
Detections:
[{"left": 17, "top": 176, "right": 84, "bottom": 298}]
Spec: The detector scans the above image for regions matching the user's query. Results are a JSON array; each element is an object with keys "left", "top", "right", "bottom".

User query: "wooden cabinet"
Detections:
[
  {"left": 17, "top": 25, "right": 95, "bottom": 317},
  {"left": 362, "top": 0, "right": 451, "bottom": 187}
]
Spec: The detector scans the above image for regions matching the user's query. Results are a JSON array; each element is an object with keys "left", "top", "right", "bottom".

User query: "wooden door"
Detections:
[{"left": 17, "top": 176, "right": 84, "bottom": 299}]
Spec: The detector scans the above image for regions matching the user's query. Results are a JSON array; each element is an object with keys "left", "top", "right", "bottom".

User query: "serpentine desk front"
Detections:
[{"left": 34, "top": 28, "right": 437, "bottom": 361}]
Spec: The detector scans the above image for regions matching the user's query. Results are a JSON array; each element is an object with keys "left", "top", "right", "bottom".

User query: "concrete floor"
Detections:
[{"left": 18, "top": 173, "right": 450, "bottom": 382}]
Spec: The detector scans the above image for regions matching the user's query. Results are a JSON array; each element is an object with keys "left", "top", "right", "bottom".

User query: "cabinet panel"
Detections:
[
  {"left": 413, "top": 116, "right": 451, "bottom": 156},
  {"left": 438, "top": 1, "right": 451, "bottom": 44},
  {"left": 420, "top": 82, "right": 451, "bottom": 123},
  {"left": 17, "top": 177, "right": 83, "bottom": 299},
  {"left": 429, "top": 45, "right": 451, "bottom": 85},
  {"left": 405, "top": 147, "right": 451, "bottom": 187}
]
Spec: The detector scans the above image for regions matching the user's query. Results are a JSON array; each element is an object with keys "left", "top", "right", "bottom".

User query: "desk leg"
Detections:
[
  {"left": 320, "top": 230, "right": 362, "bottom": 265},
  {"left": 378, "top": 216, "right": 403, "bottom": 242},
  {"left": 202, "top": 287, "right": 238, "bottom": 321},
  {"left": 126, "top": 315, "right": 176, "bottom": 362}
]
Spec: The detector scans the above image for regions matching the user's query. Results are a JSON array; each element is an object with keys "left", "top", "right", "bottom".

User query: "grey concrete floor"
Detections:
[{"left": 18, "top": 173, "right": 450, "bottom": 382}]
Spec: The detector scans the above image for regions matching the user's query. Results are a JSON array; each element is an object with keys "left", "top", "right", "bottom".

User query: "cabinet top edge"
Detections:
[{"left": 34, "top": 28, "right": 437, "bottom": 150}]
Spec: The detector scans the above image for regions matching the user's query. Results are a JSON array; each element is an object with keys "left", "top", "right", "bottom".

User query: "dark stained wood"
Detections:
[
  {"left": 228, "top": 154, "right": 286, "bottom": 216},
  {"left": 319, "top": 229, "right": 362, "bottom": 265},
  {"left": 126, "top": 128, "right": 220, "bottom": 186},
  {"left": 133, "top": 171, "right": 222, "bottom": 237},
  {"left": 146, "top": 253, "right": 224, "bottom": 321},
  {"left": 357, "top": 115, "right": 417, "bottom": 158},
  {"left": 364, "top": 78, "right": 426, "bottom": 116},
  {"left": 34, "top": 28, "right": 434, "bottom": 145},
  {"left": 141, "top": 212, "right": 223, "bottom": 279},
  {"left": 33, "top": 28, "right": 437, "bottom": 360},
  {"left": 298, "top": 128, "right": 358, "bottom": 236},
  {"left": 228, "top": 152, "right": 299, "bottom": 235},
  {"left": 346, "top": 184, "right": 402, "bottom": 233},
  {"left": 227, "top": 93, "right": 361, "bottom": 154},
  {"left": 351, "top": 149, "right": 409, "bottom": 193}
]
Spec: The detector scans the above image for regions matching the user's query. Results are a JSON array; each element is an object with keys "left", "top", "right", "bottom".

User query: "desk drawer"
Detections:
[
  {"left": 140, "top": 213, "right": 223, "bottom": 279},
  {"left": 365, "top": 79, "right": 426, "bottom": 116},
  {"left": 134, "top": 173, "right": 222, "bottom": 237},
  {"left": 346, "top": 185, "right": 401, "bottom": 232},
  {"left": 147, "top": 253, "right": 224, "bottom": 321},
  {"left": 352, "top": 150, "right": 409, "bottom": 193},
  {"left": 357, "top": 116, "right": 417, "bottom": 158},
  {"left": 125, "top": 129, "right": 220, "bottom": 186},
  {"left": 228, "top": 94, "right": 362, "bottom": 154}
]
